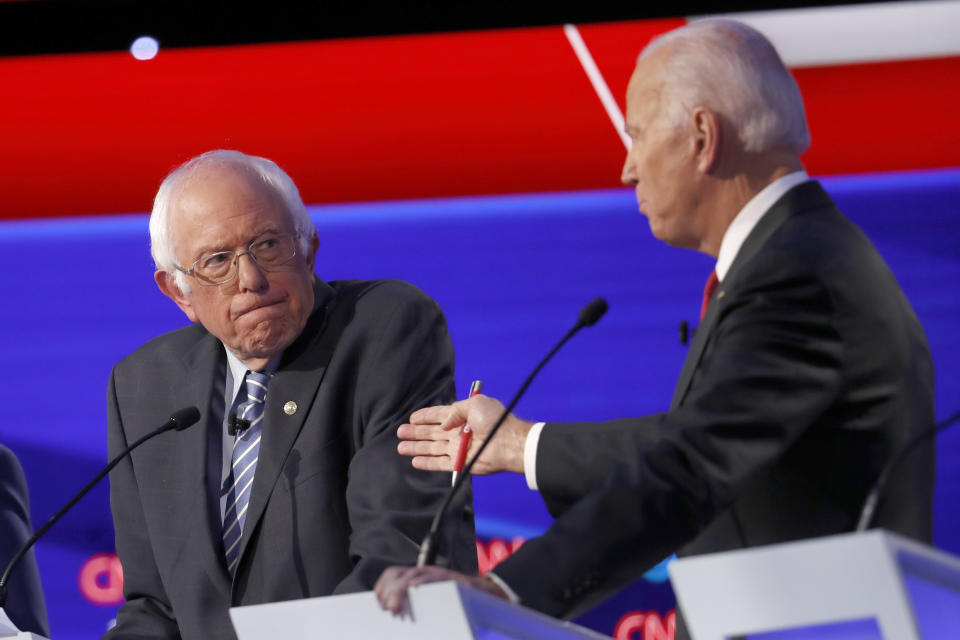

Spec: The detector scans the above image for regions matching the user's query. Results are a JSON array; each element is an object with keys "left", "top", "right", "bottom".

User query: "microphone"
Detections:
[
  {"left": 227, "top": 413, "right": 251, "bottom": 436},
  {"left": 0, "top": 406, "right": 201, "bottom": 608},
  {"left": 417, "top": 298, "right": 609, "bottom": 567},
  {"left": 578, "top": 298, "right": 608, "bottom": 328},
  {"left": 855, "top": 408, "right": 960, "bottom": 532}
]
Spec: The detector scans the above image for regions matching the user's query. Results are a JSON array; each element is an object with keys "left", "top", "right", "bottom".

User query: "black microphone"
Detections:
[
  {"left": 227, "top": 413, "right": 251, "bottom": 436},
  {"left": 417, "top": 298, "right": 609, "bottom": 567},
  {"left": 0, "top": 407, "right": 201, "bottom": 608},
  {"left": 578, "top": 298, "right": 608, "bottom": 328},
  {"left": 856, "top": 408, "right": 960, "bottom": 532}
]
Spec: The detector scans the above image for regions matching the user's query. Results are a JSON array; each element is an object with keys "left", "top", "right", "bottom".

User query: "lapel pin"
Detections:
[
  {"left": 283, "top": 401, "right": 298, "bottom": 416},
  {"left": 717, "top": 290, "right": 726, "bottom": 299}
]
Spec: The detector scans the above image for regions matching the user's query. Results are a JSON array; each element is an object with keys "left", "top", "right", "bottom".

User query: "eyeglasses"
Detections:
[{"left": 176, "top": 233, "right": 299, "bottom": 286}]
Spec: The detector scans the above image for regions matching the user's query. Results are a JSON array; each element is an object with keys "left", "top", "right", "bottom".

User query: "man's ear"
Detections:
[
  {"left": 691, "top": 107, "right": 721, "bottom": 173},
  {"left": 155, "top": 270, "right": 199, "bottom": 323},
  {"left": 305, "top": 231, "right": 320, "bottom": 270}
]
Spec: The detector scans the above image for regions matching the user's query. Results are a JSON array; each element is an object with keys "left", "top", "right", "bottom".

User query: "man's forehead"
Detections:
[
  {"left": 627, "top": 50, "right": 667, "bottom": 97},
  {"left": 625, "top": 66, "right": 664, "bottom": 125},
  {"left": 172, "top": 164, "right": 280, "bottom": 215}
]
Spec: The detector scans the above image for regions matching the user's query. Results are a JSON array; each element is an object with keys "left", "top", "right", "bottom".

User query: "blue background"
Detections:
[{"left": 1, "top": 167, "right": 958, "bottom": 638}]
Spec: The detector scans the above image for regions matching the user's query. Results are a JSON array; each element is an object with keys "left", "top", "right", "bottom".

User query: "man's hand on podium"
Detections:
[{"left": 374, "top": 566, "right": 508, "bottom": 615}]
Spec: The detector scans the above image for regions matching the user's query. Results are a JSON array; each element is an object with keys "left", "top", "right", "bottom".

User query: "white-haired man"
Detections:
[
  {"left": 105, "top": 150, "right": 476, "bottom": 640},
  {"left": 375, "top": 18, "right": 934, "bottom": 635}
]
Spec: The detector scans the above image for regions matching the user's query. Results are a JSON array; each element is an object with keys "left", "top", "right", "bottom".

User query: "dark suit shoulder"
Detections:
[
  {"left": 113, "top": 322, "right": 211, "bottom": 374},
  {"left": 326, "top": 278, "right": 439, "bottom": 307},
  {"left": 0, "top": 444, "right": 29, "bottom": 504}
]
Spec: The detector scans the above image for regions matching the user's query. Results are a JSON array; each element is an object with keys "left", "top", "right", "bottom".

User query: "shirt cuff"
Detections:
[
  {"left": 485, "top": 571, "right": 521, "bottom": 604},
  {"left": 524, "top": 422, "right": 546, "bottom": 491}
]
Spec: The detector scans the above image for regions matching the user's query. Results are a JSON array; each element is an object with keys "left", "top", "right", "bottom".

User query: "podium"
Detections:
[
  {"left": 230, "top": 580, "right": 611, "bottom": 640},
  {"left": 0, "top": 609, "right": 45, "bottom": 640},
  {"left": 669, "top": 530, "right": 960, "bottom": 639}
]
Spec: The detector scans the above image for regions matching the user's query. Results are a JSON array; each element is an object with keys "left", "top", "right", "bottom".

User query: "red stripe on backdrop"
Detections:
[
  {"left": 0, "top": 27, "right": 629, "bottom": 220},
  {"left": 795, "top": 57, "right": 960, "bottom": 175},
  {"left": 0, "top": 20, "right": 957, "bottom": 221}
]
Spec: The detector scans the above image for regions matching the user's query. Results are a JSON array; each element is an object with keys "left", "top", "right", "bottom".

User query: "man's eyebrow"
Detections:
[
  {"left": 193, "top": 242, "right": 231, "bottom": 258},
  {"left": 193, "top": 228, "right": 285, "bottom": 257}
]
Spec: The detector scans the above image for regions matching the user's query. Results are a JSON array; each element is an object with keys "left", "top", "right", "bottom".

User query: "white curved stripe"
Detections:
[
  {"left": 225, "top": 536, "right": 242, "bottom": 565},
  {"left": 563, "top": 23, "right": 631, "bottom": 150},
  {"left": 223, "top": 514, "right": 240, "bottom": 540},
  {"left": 223, "top": 475, "right": 257, "bottom": 515},
  {"left": 247, "top": 378, "right": 268, "bottom": 392},
  {"left": 232, "top": 457, "right": 258, "bottom": 481},
  {"left": 692, "top": 1, "right": 960, "bottom": 67},
  {"left": 232, "top": 435, "right": 262, "bottom": 462}
]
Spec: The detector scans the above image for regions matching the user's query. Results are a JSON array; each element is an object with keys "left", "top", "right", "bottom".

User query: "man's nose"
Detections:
[
  {"left": 621, "top": 155, "right": 638, "bottom": 186},
  {"left": 236, "top": 251, "right": 268, "bottom": 292}
]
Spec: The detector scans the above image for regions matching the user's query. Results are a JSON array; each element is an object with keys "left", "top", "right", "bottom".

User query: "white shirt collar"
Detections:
[{"left": 715, "top": 170, "right": 809, "bottom": 281}]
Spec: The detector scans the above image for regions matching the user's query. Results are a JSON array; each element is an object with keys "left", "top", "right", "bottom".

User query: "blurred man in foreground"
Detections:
[
  {"left": 106, "top": 150, "right": 475, "bottom": 640},
  {"left": 0, "top": 445, "right": 48, "bottom": 636},
  {"left": 375, "top": 18, "right": 934, "bottom": 633}
]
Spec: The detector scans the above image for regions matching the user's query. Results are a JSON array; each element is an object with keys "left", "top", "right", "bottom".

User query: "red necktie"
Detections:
[{"left": 700, "top": 270, "right": 719, "bottom": 321}]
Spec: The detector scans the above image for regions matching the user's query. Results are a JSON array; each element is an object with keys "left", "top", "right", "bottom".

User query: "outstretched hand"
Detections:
[
  {"left": 397, "top": 394, "right": 533, "bottom": 475},
  {"left": 374, "top": 566, "right": 509, "bottom": 615}
]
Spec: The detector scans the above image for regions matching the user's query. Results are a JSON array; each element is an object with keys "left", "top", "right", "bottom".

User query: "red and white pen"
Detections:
[{"left": 451, "top": 380, "right": 483, "bottom": 486}]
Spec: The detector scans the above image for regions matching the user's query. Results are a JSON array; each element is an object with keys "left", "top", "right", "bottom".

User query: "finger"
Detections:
[
  {"left": 397, "top": 423, "right": 450, "bottom": 442},
  {"left": 406, "top": 567, "right": 455, "bottom": 587},
  {"left": 374, "top": 566, "right": 413, "bottom": 613},
  {"left": 438, "top": 401, "right": 472, "bottom": 431},
  {"left": 398, "top": 439, "right": 450, "bottom": 457},
  {"left": 411, "top": 455, "right": 454, "bottom": 472},
  {"left": 409, "top": 405, "right": 451, "bottom": 424}
]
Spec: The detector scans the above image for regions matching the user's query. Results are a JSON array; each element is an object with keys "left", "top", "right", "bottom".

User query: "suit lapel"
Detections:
[
  {"left": 167, "top": 331, "right": 234, "bottom": 586},
  {"left": 235, "top": 280, "right": 344, "bottom": 569},
  {"left": 670, "top": 181, "right": 834, "bottom": 409}
]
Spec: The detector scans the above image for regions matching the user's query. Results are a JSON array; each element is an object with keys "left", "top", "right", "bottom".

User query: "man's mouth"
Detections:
[{"left": 236, "top": 298, "right": 284, "bottom": 319}]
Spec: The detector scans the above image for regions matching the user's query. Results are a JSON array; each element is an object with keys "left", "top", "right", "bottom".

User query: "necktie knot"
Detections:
[{"left": 243, "top": 371, "right": 270, "bottom": 404}]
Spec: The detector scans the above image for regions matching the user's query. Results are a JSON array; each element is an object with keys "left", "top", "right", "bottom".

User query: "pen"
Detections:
[{"left": 451, "top": 380, "right": 483, "bottom": 486}]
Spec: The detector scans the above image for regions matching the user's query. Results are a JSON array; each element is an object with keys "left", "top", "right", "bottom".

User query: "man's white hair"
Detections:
[
  {"left": 149, "top": 149, "right": 314, "bottom": 293},
  {"left": 641, "top": 18, "right": 810, "bottom": 155}
]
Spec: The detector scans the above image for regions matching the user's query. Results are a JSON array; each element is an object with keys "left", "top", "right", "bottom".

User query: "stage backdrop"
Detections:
[{"left": 1, "top": 3, "right": 958, "bottom": 639}]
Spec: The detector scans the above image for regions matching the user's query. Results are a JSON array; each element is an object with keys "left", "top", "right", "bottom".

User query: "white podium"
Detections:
[
  {"left": 230, "top": 580, "right": 611, "bottom": 640},
  {"left": 0, "top": 609, "right": 46, "bottom": 640},
  {"left": 669, "top": 530, "right": 960, "bottom": 639}
]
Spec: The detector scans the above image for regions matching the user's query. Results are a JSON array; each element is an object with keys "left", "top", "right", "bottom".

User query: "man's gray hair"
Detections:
[
  {"left": 641, "top": 18, "right": 810, "bottom": 155},
  {"left": 149, "top": 149, "right": 314, "bottom": 293}
]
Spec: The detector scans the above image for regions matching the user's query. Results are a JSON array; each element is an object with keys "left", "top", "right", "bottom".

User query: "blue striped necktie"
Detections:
[{"left": 222, "top": 370, "right": 270, "bottom": 574}]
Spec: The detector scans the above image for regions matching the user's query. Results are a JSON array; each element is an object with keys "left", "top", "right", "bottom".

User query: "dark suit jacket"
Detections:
[
  {"left": 494, "top": 181, "right": 935, "bottom": 619},
  {"left": 105, "top": 279, "right": 476, "bottom": 640},
  {"left": 0, "top": 445, "right": 49, "bottom": 637}
]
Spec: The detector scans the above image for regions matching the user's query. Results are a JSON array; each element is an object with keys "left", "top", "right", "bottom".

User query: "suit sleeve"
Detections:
[
  {"left": 495, "top": 269, "right": 845, "bottom": 618},
  {"left": 334, "top": 283, "right": 477, "bottom": 593},
  {"left": 0, "top": 445, "right": 49, "bottom": 637},
  {"left": 104, "top": 369, "right": 181, "bottom": 640}
]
